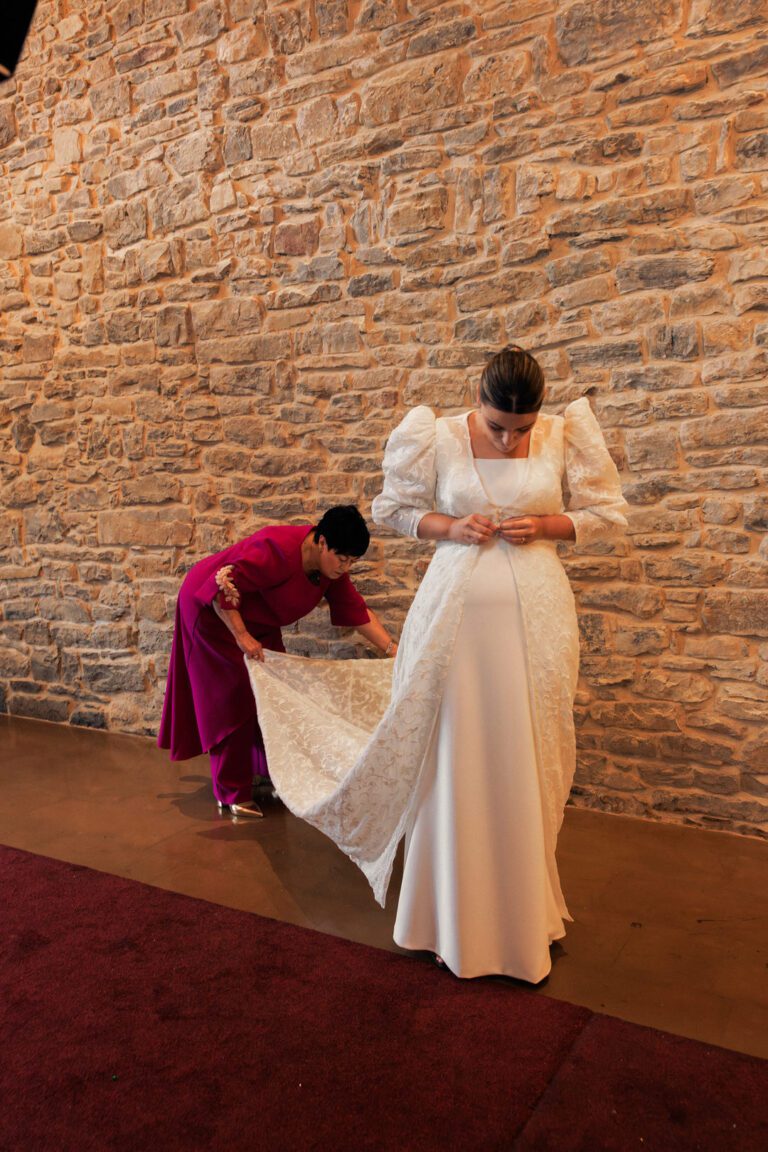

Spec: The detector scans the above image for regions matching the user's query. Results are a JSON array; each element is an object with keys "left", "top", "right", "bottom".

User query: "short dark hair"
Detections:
[
  {"left": 313, "top": 505, "right": 370, "bottom": 557},
  {"left": 479, "top": 345, "right": 545, "bottom": 414}
]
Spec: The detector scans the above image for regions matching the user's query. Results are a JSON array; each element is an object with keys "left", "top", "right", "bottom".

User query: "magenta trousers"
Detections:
[{"left": 209, "top": 716, "right": 269, "bottom": 805}]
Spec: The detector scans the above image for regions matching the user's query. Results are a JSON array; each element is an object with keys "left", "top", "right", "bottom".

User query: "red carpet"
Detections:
[{"left": 1, "top": 845, "right": 765, "bottom": 1152}]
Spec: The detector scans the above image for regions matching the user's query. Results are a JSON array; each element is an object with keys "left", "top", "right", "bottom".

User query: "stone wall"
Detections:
[{"left": 1, "top": 0, "right": 767, "bottom": 837}]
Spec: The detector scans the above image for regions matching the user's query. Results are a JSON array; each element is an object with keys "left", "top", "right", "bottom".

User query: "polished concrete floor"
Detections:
[{"left": 1, "top": 714, "right": 766, "bottom": 1060}]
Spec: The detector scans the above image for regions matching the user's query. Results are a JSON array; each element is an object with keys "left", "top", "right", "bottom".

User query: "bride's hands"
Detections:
[
  {"left": 448, "top": 514, "right": 496, "bottom": 545},
  {"left": 498, "top": 516, "right": 546, "bottom": 546}
]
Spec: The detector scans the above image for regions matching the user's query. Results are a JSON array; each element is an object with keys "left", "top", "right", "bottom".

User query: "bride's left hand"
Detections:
[{"left": 498, "top": 516, "right": 546, "bottom": 546}]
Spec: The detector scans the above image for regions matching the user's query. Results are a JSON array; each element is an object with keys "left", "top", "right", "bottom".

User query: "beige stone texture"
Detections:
[{"left": 0, "top": 0, "right": 767, "bottom": 839}]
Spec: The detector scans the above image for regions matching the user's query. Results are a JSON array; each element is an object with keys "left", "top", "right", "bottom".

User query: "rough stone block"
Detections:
[
  {"left": 702, "top": 590, "right": 768, "bottom": 636},
  {"left": 99, "top": 508, "right": 193, "bottom": 547},
  {"left": 90, "top": 78, "right": 130, "bottom": 121},
  {"left": 373, "top": 290, "right": 450, "bottom": 324},
  {"left": 644, "top": 553, "right": 731, "bottom": 586},
  {"left": 167, "top": 131, "right": 222, "bottom": 176},
  {"left": 0, "top": 222, "right": 22, "bottom": 259},
  {"left": 463, "top": 50, "right": 529, "bottom": 103},
  {"left": 121, "top": 475, "right": 182, "bottom": 504},
  {"left": 0, "top": 103, "right": 17, "bottom": 148},
  {"left": 616, "top": 254, "right": 714, "bottom": 293},
  {"left": 711, "top": 42, "right": 768, "bottom": 88},
  {"left": 296, "top": 96, "right": 337, "bottom": 146},
  {"left": 137, "top": 240, "right": 182, "bottom": 282},
  {"left": 568, "top": 340, "right": 643, "bottom": 370},
  {"left": 266, "top": 4, "right": 311, "bottom": 55},
  {"left": 25, "top": 228, "right": 67, "bottom": 256},
  {"left": 546, "top": 250, "right": 611, "bottom": 288},
  {"left": 209, "top": 366, "right": 275, "bottom": 395},
  {"left": 618, "top": 63, "right": 707, "bottom": 105},
  {"left": 403, "top": 371, "right": 471, "bottom": 407},
  {"left": 224, "top": 125, "right": 253, "bottom": 164},
  {"left": 556, "top": 0, "right": 680, "bottom": 66},
  {"left": 156, "top": 306, "right": 192, "bottom": 347},
  {"left": 729, "top": 247, "right": 768, "bottom": 284},
  {"left": 687, "top": 0, "right": 767, "bottom": 37},
  {"left": 734, "top": 283, "right": 768, "bottom": 314},
  {"left": 553, "top": 276, "right": 613, "bottom": 311},
  {"left": 9, "top": 695, "right": 70, "bottom": 723},
  {"left": 634, "top": 668, "right": 713, "bottom": 704},
  {"left": 592, "top": 295, "right": 665, "bottom": 335},
  {"left": 735, "top": 131, "right": 768, "bottom": 171},
  {"left": 149, "top": 181, "right": 207, "bottom": 235},
  {"left": 579, "top": 584, "right": 665, "bottom": 619},
  {"left": 274, "top": 218, "right": 320, "bottom": 256},
  {"left": 23, "top": 332, "right": 56, "bottom": 363},
  {"left": 625, "top": 427, "right": 679, "bottom": 471},
  {"left": 356, "top": 0, "right": 397, "bottom": 31},
  {"left": 251, "top": 122, "right": 300, "bottom": 160},
  {"left": 614, "top": 625, "right": 670, "bottom": 656},
  {"left": 82, "top": 658, "right": 145, "bottom": 694},
  {"left": 175, "top": 0, "right": 223, "bottom": 48},
  {"left": 456, "top": 269, "right": 548, "bottom": 312},
  {"left": 387, "top": 189, "right": 447, "bottom": 237},
  {"left": 53, "top": 128, "right": 82, "bottom": 166},
  {"left": 198, "top": 333, "right": 291, "bottom": 365},
  {"left": 681, "top": 410, "right": 768, "bottom": 450},
  {"left": 348, "top": 272, "right": 395, "bottom": 297},
  {"left": 192, "top": 299, "right": 263, "bottom": 339},
  {"left": 104, "top": 200, "right": 148, "bottom": 249},
  {"left": 692, "top": 176, "right": 755, "bottom": 214},
  {"left": 361, "top": 57, "right": 462, "bottom": 126}
]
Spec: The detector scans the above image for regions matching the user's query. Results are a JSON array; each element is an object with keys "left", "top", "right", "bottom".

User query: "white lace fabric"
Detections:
[{"left": 248, "top": 398, "right": 628, "bottom": 906}]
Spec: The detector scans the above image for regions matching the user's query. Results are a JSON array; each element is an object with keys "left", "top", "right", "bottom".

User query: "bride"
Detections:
[{"left": 247, "top": 346, "right": 627, "bottom": 982}]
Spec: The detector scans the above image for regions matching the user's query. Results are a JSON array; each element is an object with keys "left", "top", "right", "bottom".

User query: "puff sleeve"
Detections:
[
  {"left": 563, "top": 397, "right": 628, "bottom": 548},
  {"left": 371, "top": 406, "right": 437, "bottom": 540}
]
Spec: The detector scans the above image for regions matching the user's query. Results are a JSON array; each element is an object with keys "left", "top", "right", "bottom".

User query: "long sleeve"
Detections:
[
  {"left": 562, "top": 397, "right": 628, "bottom": 548},
  {"left": 371, "top": 406, "right": 437, "bottom": 539},
  {"left": 325, "top": 574, "right": 370, "bottom": 628}
]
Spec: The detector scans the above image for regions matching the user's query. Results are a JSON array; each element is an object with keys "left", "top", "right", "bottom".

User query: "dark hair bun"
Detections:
[{"left": 479, "top": 346, "right": 544, "bottom": 414}]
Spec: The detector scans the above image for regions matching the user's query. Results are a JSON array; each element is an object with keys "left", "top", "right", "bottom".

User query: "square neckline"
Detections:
[
  {"left": 461, "top": 409, "right": 541, "bottom": 463},
  {"left": 460, "top": 411, "right": 543, "bottom": 514}
]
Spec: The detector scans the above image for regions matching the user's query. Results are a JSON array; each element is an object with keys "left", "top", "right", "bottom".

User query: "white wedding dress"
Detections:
[
  {"left": 247, "top": 398, "right": 627, "bottom": 981},
  {"left": 392, "top": 457, "right": 568, "bottom": 981}
]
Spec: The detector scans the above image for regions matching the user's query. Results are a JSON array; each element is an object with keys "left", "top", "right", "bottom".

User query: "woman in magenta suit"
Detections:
[{"left": 158, "top": 506, "right": 396, "bottom": 817}]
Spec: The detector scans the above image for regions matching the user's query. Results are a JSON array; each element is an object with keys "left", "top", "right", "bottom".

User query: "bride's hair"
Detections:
[{"left": 479, "top": 345, "right": 545, "bottom": 414}]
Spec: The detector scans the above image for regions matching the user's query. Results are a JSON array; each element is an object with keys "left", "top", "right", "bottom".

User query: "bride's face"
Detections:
[{"left": 475, "top": 401, "right": 538, "bottom": 455}]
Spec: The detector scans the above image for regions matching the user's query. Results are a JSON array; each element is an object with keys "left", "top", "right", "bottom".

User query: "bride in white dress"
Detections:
[
  {"left": 371, "top": 346, "right": 627, "bottom": 981},
  {"left": 246, "top": 346, "right": 627, "bottom": 983}
]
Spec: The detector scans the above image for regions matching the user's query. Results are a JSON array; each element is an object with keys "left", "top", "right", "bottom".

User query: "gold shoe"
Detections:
[{"left": 217, "top": 801, "right": 263, "bottom": 819}]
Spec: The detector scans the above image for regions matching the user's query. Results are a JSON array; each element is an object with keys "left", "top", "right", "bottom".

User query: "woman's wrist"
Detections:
[{"left": 383, "top": 639, "right": 396, "bottom": 656}]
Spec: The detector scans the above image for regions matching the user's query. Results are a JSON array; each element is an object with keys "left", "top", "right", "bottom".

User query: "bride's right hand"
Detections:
[{"left": 447, "top": 514, "right": 496, "bottom": 545}]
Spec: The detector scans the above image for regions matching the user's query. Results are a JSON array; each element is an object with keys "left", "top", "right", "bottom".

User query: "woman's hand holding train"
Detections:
[{"left": 236, "top": 632, "right": 264, "bottom": 661}]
